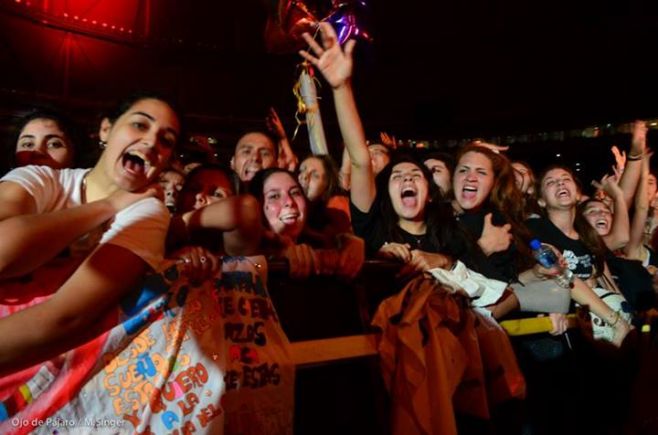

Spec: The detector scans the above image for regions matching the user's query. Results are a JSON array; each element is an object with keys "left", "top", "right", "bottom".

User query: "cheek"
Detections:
[{"left": 264, "top": 203, "right": 280, "bottom": 222}]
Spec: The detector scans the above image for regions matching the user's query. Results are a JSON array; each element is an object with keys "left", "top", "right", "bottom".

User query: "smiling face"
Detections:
[
  {"left": 298, "top": 156, "right": 328, "bottom": 202},
  {"left": 263, "top": 171, "right": 307, "bottom": 240},
  {"left": 96, "top": 98, "right": 179, "bottom": 192},
  {"left": 423, "top": 158, "right": 451, "bottom": 195},
  {"left": 453, "top": 151, "right": 495, "bottom": 211},
  {"left": 178, "top": 168, "right": 234, "bottom": 212},
  {"left": 231, "top": 132, "right": 276, "bottom": 182},
  {"left": 539, "top": 168, "right": 579, "bottom": 210},
  {"left": 582, "top": 200, "right": 613, "bottom": 236},
  {"left": 388, "top": 162, "right": 429, "bottom": 223},
  {"left": 15, "top": 118, "right": 74, "bottom": 169}
]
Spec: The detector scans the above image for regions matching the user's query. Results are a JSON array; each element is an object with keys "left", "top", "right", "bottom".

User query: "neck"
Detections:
[
  {"left": 547, "top": 206, "right": 578, "bottom": 239},
  {"left": 85, "top": 165, "right": 119, "bottom": 203},
  {"left": 398, "top": 218, "right": 427, "bottom": 235}
]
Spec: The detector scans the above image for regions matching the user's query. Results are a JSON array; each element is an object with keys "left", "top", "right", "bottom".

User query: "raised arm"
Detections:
[
  {"left": 0, "top": 181, "right": 151, "bottom": 279},
  {"left": 619, "top": 121, "right": 648, "bottom": 206},
  {"left": 0, "top": 243, "right": 147, "bottom": 375},
  {"left": 625, "top": 152, "right": 652, "bottom": 260},
  {"left": 267, "top": 107, "right": 299, "bottom": 172},
  {"left": 299, "top": 23, "right": 375, "bottom": 212}
]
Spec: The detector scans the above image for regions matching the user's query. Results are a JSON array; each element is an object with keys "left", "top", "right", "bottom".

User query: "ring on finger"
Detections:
[{"left": 200, "top": 256, "right": 207, "bottom": 263}]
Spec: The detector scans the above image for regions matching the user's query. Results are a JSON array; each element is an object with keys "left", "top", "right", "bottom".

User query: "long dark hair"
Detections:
[
  {"left": 375, "top": 152, "right": 459, "bottom": 251},
  {"left": 575, "top": 198, "right": 608, "bottom": 277}
]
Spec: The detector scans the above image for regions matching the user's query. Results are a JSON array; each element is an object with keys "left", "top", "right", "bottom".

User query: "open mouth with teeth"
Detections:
[
  {"left": 556, "top": 188, "right": 570, "bottom": 199},
  {"left": 594, "top": 219, "right": 609, "bottom": 230},
  {"left": 280, "top": 212, "right": 300, "bottom": 224},
  {"left": 122, "top": 151, "right": 152, "bottom": 177},
  {"left": 462, "top": 185, "right": 477, "bottom": 200}
]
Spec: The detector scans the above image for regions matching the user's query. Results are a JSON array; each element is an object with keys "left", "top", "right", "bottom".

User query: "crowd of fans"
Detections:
[{"left": 1, "top": 22, "right": 657, "bottom": 434}]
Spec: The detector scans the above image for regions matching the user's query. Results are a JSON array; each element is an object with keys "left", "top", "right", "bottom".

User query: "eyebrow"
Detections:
[{"left": 131, "top": 111, "right": 179, "bottom": 136}]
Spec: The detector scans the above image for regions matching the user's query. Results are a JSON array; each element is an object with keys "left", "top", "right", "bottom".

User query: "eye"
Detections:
[
  {"left": 18, "top": 141, "right": 35, "bottom": 149},
  {"left": 47, "top": 140, "right": 66, "bottom": 150},
  {"left": 261, "top": 149, "right": 273, "bottom": 158},
  {"left": 477, "top": 169, "right": 488, "bottom": 176},
  {"left": 132, "top": 121, "right": 148, "bottom": 131},
  {"left": 291, "top": 187, "right": 304, "bottom": 197},
  {"left": 212, "top": 189, "right": 227, "bottom": 198},
  {"left": 266, "top": 192, "right": 280, "bottom": 201}
]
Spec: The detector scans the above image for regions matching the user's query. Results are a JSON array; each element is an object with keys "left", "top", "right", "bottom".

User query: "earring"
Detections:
[{"left": 99, "top": 140, "right": 107, "bottom": 149}]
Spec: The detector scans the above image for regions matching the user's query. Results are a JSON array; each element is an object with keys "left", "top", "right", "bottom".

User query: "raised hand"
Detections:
[
  {"left": 299, "top": 22, "right": 356, "bottom": 89},
  {"left": 591, "top": 173, "right": 623, "bottom": 200},
  {"left": 611, "top": 145, "right": 626, "bottom": 174},
  {"left": 266, "top": 107, "right": 286, "bottom": 140},
  {"left": 478, "top": 213, "right": 513, "bottom": 256}
]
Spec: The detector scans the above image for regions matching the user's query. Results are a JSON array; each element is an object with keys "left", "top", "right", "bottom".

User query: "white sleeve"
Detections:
[
  {"left": 0, "top": 165, "right": 60, "bottom": 213},
  {"left": 100, "top": 197, "right": 170, "bottom": 270}
]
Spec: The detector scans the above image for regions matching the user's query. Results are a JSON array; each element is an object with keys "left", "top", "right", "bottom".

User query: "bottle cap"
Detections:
[{"left": 529, "top": 239, "right": 542, "bottom": 250}]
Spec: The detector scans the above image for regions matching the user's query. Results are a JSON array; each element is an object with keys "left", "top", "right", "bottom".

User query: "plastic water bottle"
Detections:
[{"left": 529, "top": 239, "right": 574, "bottom": 288}]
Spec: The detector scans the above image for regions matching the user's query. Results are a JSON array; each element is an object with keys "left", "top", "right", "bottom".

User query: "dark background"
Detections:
[{"left": 2, "top": 0, "right": 658, "bottom": 185}]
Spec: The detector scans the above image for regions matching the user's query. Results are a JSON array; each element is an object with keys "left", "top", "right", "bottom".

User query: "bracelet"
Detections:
[{"left": 627, "top": 154, "right": 643, "bottom": 161}]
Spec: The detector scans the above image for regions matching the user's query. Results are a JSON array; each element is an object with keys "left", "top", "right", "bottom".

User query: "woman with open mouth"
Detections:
[
  {"left": 0, "top": 93, "right": 181, "bottom": 375},
  {"left": 250, "top": 167, "right": 364, "bottom": 281},
  {"left": 527, "top": 165, "right": 633, "bottom": 345}
]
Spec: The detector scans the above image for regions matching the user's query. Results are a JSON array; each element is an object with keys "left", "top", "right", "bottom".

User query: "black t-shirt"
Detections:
[
  {"left": 350, "top": 198, "right": 511, "bottom": 282},
  {"left": 350, "top": 199, "right": 442, "bottom": 256},
  {"left": 456, "top": 207, "right": 519, "bottom": 283},
  {"left": 525, "top": 216, "right": 594, "bottom": 279}
]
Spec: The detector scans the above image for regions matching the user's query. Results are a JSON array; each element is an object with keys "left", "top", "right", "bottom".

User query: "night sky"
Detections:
[{"left": 2, "top": 0, "right": 658, "bottom": 181}]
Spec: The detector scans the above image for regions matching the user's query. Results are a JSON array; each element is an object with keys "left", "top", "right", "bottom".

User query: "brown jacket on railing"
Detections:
[{"left": 372, "top": 275, "right": 525, "bottom": 435}]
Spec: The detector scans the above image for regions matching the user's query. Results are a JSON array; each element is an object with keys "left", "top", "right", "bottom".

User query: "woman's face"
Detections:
[
  {"left": 539, "top": 168, "right": 579, "bottom": 210},
  {"left": 388, "top": 162, "right": 429, "bottom": 222},
  {"left": 15, "top": 118, "right": 74, "bottom": 169},
  {"left": 512, "top": 162, "right": 533, "bottom": 194},
  {"left": 263, "top": 172, "right": 307, "bottom": 240},
  {"left": 582, "top": 200, "right": 613, "bottom": 236},
  {"left": 178, "top": 169, "right": 233, "bottom": 212},
  {"left": 298, "top": 157, "right": 328, "bottom": 202},
  {"left": 453, "top": 151, "right": 495, "bottom": 211},
  {"left": 423, "top": 158, "right": 451, "bottom": 195},
  {"left": 159, "top": 170, "right": 185, "bottom": 210},
  {"left": 98, "top": 98, "right": 180, "bottom": 192}
]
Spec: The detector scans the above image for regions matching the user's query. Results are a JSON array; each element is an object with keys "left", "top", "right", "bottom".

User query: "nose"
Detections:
[{"left": 195, "top": 192, "right": 206, "bottom": 207}]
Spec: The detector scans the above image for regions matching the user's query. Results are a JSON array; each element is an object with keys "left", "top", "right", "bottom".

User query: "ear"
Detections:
[
  {"left": 230, "top": 156, "right": 235, "bottom": 170},
  {"left": 537, "top": 198, "right": 546, "bottom": 208},
  {"left": 99, "top": 118, "right": 112, "bottom": 142}
]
